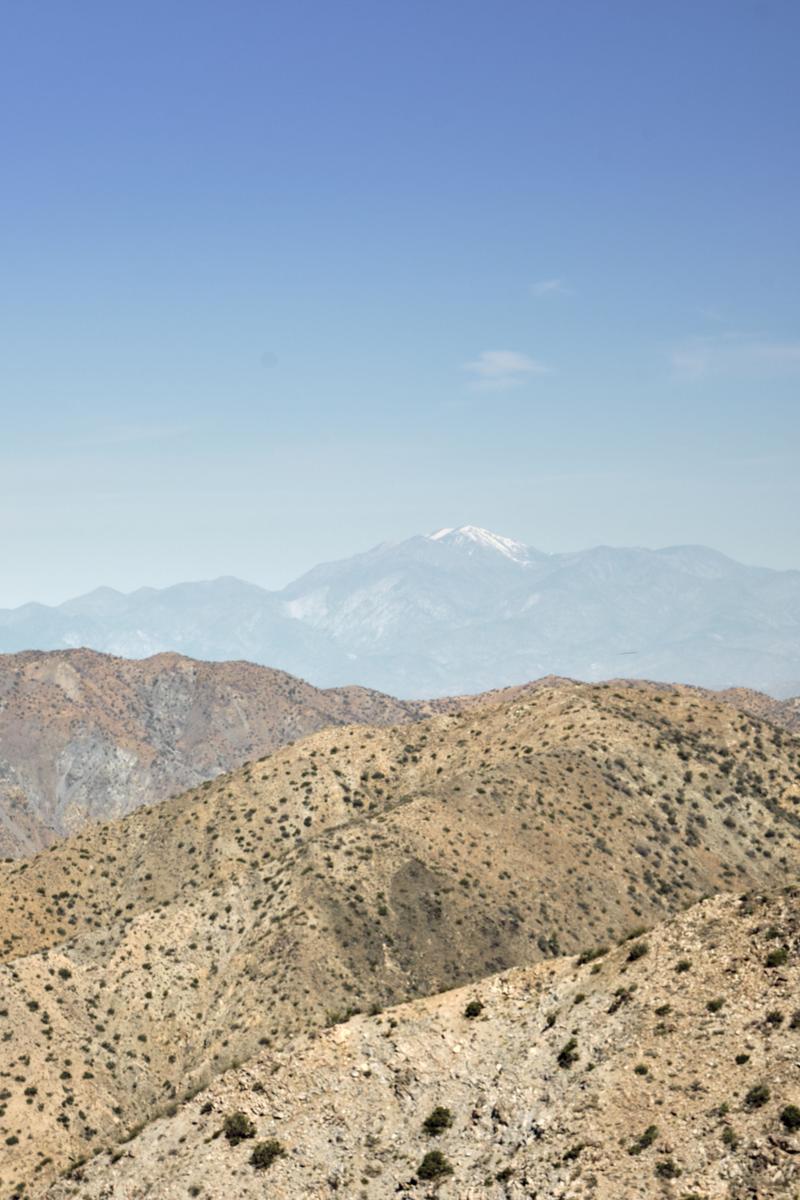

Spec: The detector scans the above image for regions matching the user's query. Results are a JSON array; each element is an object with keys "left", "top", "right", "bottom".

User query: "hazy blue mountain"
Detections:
[{"left": 2, "top": 525, "right": 799, "bottom": 697}]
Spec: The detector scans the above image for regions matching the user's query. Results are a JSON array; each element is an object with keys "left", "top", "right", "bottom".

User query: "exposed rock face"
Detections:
[
  {"left": 42, "top": 888, "right": 800, "bottom": 1200},
  {"left": 0, "top": 648, "right": 418, "bottom": 856},
  {"left": 0, "top": 680, "right": 797, "bottom": 1196}
]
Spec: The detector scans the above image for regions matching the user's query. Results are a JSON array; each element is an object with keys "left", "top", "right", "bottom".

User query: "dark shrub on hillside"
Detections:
[
  {"left": 417, "top": 1150, "right": 453, "bottom": 1180},
  {"left": 422, "top": 1106, "right": 454, "bottom": 1136},
  {"left": 223, "top": 1111, "right": 256, "bottom": 1144},
  {"left": 250, "top": 1138, "right": 285, "bottom": 1169}
]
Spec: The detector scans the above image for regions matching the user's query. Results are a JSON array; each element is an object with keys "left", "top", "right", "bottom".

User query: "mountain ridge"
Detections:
[
  {"left": 1, "top": 648, "right": 799, "bottom": 860},
  {"left": 2, "top": 527, "right": 799, "bottom": 699}
]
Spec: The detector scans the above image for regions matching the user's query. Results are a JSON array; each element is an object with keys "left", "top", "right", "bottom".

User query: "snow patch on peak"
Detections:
[{"left": 427, "top": 525, "right": 530, "bottom": 563}]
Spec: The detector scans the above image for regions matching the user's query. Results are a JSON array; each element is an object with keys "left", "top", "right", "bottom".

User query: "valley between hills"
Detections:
[{"left": 0, "top": 678, "right": 798, "bottom": 1198}]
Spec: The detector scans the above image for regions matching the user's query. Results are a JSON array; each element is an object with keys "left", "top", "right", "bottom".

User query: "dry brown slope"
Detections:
[
  {"left": 0, "top": 648, "right": 417, "bottom": 856},
  {"left": 2, "top": 651, "right": 797, "bottom": 863},
  {"left": 44, "top": 887, "right": 800, "bottom": 1200},
  {"left": 716, "top": 687, "right": 800, "bottom": 735},
  {"left": 0, "top": 682, "right": 798, "bottom": 1196},
  {"left": 425, "top": 675, "right": 800, "bottom": 736}
]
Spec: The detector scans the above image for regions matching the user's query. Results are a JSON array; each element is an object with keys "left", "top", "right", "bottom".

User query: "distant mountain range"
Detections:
[{"left": 2, "top": 525, "right": 799, "bottom": 697}]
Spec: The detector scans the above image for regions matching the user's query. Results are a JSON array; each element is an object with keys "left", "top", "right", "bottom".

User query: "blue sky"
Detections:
[{"left": 1, "top": 0, "right": 798, "bottom": 605}]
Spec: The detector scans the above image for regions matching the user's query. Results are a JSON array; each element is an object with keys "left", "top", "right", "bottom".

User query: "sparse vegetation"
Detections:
[
  {"left": 250, "top": 1138, "right": 286, "bottom": 1169},
  {"left": 744, "top": 1084, "right": 771, "bottom": 1110},
  {"left": 422, "top": 1106, "right": 454, "bottom": 1136},
  {"left": 629, "top": 1124, "right": 659, "bottom": 1155},
  {"left": 417, "top": 1150, "right": 454, "bottom": 1180},
  {"left": 222, "top": 1112, "right": 256, "bottom": 1144}
]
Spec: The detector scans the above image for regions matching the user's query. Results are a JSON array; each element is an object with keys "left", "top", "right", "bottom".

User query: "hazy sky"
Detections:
[{"left": 2, "top": 0, "right": 799, "bottom": 606}]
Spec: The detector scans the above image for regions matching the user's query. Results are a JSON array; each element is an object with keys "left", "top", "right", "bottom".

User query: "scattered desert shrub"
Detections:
[
  {"left": 627, "top": 941, "right": 649, "bottom": 963},
  {"left": 250, "top": 1138, "right": 285, "bottom": 1169},
  {"left": 417, "top": 1150, "right": 453, "bottom": 1180},
  {"left": 629, "top": 1124, "right": 658, "bottom": 1155},
  {"left": 780, "top": 1105, "right": 800, "bottom": 1133},
  {"left": 744, "top": 1084, "right": 770, "bottom": 1110},
  {"left": 422, "top": 1106, "right": 454, "bottom": 1137},
  {"left": 223, "top": 1111, "right": 256, "bottom": 1144},
  {"left": 557, "top": 1038, "right": 578, "bottom": 1069}
]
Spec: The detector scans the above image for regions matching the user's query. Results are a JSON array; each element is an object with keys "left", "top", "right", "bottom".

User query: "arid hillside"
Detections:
[
  {"left": 0, "top": 681, "right": 798, "bottom": 1196},
  {"left": 43, "top": 887, "right": 800, "bottom": 1200},
  {"left": 0, "top": 648, "right": 416, "bottom": 857},
  {"left": 716, "top": 687, "right": 800, "bottom": 735},
  {"left": 1, "top": 649, "right": 797, "bottom": 863}
]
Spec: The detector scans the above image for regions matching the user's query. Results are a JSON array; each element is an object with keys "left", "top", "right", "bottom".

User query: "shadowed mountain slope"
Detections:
[
  {"left": 0, "top": 682, "right": 798, "bottom": 1195},
  {"left": 43, "top": 887, "right": 800, "bottom": 1200}
]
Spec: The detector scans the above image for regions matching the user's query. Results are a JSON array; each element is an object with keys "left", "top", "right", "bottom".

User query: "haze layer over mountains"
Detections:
[{"left": 2, "top": 526, "right": 799, "bottom": 699}]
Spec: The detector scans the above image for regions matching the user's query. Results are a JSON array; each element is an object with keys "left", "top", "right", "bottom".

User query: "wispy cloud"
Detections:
[
  {"left": 671, "top": 332, "right": 800, "bottom": 380},
  {"left": 531, "top": 278, "right": 572, "bottom": 297},
  {"left": 463, "top": 349, "right": 553, "bottom": 391}
]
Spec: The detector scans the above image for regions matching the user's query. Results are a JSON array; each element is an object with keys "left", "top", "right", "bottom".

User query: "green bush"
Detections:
[
  {"left": 780, "top": 1105, "right": 800, "bottom": 1133},
  {"left": 744, "top": 1084, "right": 770, "bottom": 1110},
  {"left": 655, "top": 1158, "right": 681, "bottom": 1179},
  {"left": 223, "top": 1111, "right": 256, "bottom": 1144},
  {"left": 463, "top": 999, "right": 484, "bottom": 1019},
  {"left": 250, "top": 1138, "right": 285, "bottom": 1169},
  {"left": 417, "top": 1150, "right": 453, "bottom": 1180},
  {"left": 422, "top": 1106, "right": 454, "bottom": 1137},
  {"left": 627, "top": 941, "right": 649, "bottom": 963},
  {"left": 577, "top": 946, "right": 608, "bottom": 965},
  {"left": 766, "top": 948, "right": 788, "bottom": 968},
  {"left": 629, "top": 1124, "right": 659, "bottom": 1155},
  {"left": 557, "top": 1038, "right": 578, "bottom": 1069}
]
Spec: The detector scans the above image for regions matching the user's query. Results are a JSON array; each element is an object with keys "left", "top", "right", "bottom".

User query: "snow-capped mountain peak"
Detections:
[{"left": 427, "top": 525, "right": 530, "bottom": 563}]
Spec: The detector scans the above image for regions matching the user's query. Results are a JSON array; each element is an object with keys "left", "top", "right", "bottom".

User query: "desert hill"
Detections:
[
  {"left": 42, "top": 886, "right": 800, "bottom": 1200},
  {"left": 1, "top": 648, "right": 798, "bottom": 864},
  {"left": 0, "top": 648, "right": 417, "bottom": 857},
  {"left": 0, "top": 681, "right": 798, "bottom": 1195},
  {"left": 717, "top": 687, "right": 800, "bottom": 736}
]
